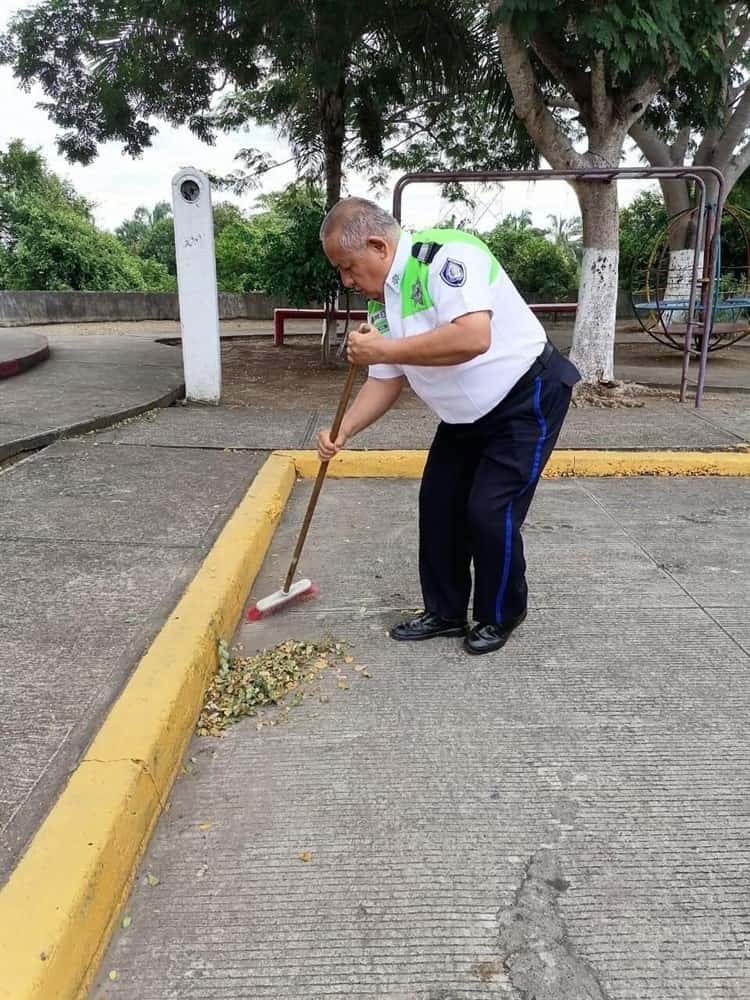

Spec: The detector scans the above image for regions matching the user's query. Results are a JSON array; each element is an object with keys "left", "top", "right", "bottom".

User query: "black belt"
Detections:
[{"left": 513, "top": 340, "right": 555, "bottom": 394}]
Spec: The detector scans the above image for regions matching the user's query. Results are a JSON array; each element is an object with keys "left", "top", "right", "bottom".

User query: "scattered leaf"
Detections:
[
  {"left": 344, "top": 655, "right": 354, "bottom": 664},
  {"left": 146, "top": 873, "right": 160, "bottom": 887},
  {"left": 109, "top": 970, "right": 118, "bottom": 981},
  {"left": 121, "top": 915, "right": 132, "bottom": 929},
  {"left": 299, "top": 851, "right": 313, "bottom": 863},
  {"left": 337, "top": 677, "right": 349, "bottom": 691},
  {"left": 198, "top": 822, "right": 211, "bottom": 832}
]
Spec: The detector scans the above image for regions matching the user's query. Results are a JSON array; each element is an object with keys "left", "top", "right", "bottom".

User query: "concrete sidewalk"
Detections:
[
  {"left": 1, "top": 340, "right": 748, "bottom": 876},
  {"left": 0, "top": 333, "right": 184, "bottom": 462},
  {"left": 93, "top": 474, "right": 750, "bottom": 999},
  {"left": 0, "top": 321, "right": 748, "bottom": 998},
  {"left": 0, "top": 437, "right": 268, "bottom": 881}
]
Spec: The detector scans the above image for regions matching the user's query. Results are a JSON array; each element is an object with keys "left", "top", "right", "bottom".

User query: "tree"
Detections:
[
  {"left": 483, "top": 216, "right": 577, "bottom": 301},
  {"left": 116, "top": 199, "right": 250, "bottom": 284},
  {"left": 630, "top": 5, "right": 750, "bottom": 227},
  {"left": 0, "top": 1, "right": 482, "bottom": 213},
  {"left": 0, "top": 0, "right": 487, "bottom": 358},
  {"left": 249, "top": 184, "right": 334, "bottom": 306},
  {"left": 115, "top": 201, "right": 171, "bottom": 254},
  {"left": 618, "top": 173, "right": 750, "bottom": 303},
  {"left": 617, "top": 190, "right": 668, "bottom": 294},
  {"left": 489, "top": 1, "right": 726, "bottom": 383},
  {"left": 0, "top": 140, "right": 173, "bottom": 291},
  {"left": 547, "top": 214, "right": 582, "bottom": 263},
  {"left": 208, "top": 4, "right": 486, "bottom": 212}
]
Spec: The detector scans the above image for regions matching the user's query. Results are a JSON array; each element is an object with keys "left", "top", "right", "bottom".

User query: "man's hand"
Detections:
[
  {"left": 317, "top": 427, "right": 348, "bottom": 462},
  {"left": 347, "top": 323, "right": 389, "bottom": 366}
]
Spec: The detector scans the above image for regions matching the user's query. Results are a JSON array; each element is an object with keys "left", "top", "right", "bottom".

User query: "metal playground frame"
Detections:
[{"left": 392, "top": 167, "right": 726, "bottom": 408}]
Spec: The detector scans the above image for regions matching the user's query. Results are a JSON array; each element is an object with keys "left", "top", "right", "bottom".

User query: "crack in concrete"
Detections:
[
  {"left": 84, "top": 756, "right": 168, "bottom": 813},
  {"left": 498, "top": 849, "right": 610, "bottom": 1000}
]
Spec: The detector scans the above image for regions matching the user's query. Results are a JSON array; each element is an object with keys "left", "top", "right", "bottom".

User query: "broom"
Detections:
[{"left": 247, "top": 360, "right": 359, "bottom": 621}]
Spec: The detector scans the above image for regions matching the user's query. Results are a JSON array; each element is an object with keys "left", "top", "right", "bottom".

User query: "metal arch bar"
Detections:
[{"left": 392, "top": 166, "right": 726, "bottom": 407}]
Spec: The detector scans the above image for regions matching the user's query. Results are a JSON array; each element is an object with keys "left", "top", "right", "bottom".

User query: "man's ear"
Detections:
[{"left": 367, "top": 236, "right": 389, "bottom": 258}]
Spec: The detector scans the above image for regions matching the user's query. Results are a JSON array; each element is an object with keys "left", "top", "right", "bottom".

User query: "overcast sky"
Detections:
[{"left": 0, "top": 0, "right": 652, "bottom": 234}]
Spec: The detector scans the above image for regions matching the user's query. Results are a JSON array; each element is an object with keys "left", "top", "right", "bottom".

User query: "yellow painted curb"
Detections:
[
  {"left": 278, "top": 448, "right": 750, "bottom": 478},
  {"left": 0, "top": 453, "right": 297, "bottom": 1000}
]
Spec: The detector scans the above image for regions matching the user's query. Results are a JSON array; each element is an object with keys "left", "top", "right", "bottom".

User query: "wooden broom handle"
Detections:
[{"left": 283, "top": 362, "right": 359, "bottom": 591}]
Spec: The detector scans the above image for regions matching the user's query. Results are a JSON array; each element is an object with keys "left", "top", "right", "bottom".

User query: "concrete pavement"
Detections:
[
  {"left": 0, "top": 334, "right": 184, "bottom": 462},
  {"left": 0, "top": 438, "right": 266, "bottom": 882},
  {"left": 93, "top": 474, "right": 750, "bottom": 1000},
  {"left": 0, "top": 321, "right": 748, "bottom": 999}
]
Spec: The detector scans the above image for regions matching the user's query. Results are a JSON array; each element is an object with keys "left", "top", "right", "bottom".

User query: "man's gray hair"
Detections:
[{"left": 320, "top": 197, "right": 400, "bottom": 252}]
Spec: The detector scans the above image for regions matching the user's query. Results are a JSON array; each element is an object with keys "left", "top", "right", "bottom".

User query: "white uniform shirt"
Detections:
[{"left": 369, "top": 231, "right": 547, "bottom": 423}]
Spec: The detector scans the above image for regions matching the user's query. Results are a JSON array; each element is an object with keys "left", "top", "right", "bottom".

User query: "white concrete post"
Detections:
[{"left": 171, "top": 167, "right": 221, "bottom": 402}]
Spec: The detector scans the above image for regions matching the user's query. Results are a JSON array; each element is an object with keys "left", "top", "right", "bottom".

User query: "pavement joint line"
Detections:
[
  {"left": 577, "top": 481, "right": 750, "bottom": 662},
  {"left": 0, "top": 536, "right": 200, "bottom": 550},
  {"left": 574, "top": 479, "right": 705, "bottom": 615},
  {"left": 699, "top": 608, "right": 750, "bottom": 659},
  {"left": 0, "top": 451, "right": 296, "bottom": 1000},
  {"left": 92, "top": 440, "right": 278, "bottom": 453},
  {"left": 276, "top": 448, "right": 750, "bottom": 478},
  {"left": 689, "top": 407, "right": 749, "bottom": 445},
  {"left": 0, "top": 385, "right": 185, "bottom": 463}
]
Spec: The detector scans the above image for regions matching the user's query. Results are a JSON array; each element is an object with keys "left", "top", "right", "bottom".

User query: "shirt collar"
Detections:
[{"left": 385, "top": 231, "right": 411, "bottom": 294}]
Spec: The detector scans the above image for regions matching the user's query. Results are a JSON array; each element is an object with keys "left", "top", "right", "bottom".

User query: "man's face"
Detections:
[{"left": 323, "top": 233, "right": 394, "bottom": 300}]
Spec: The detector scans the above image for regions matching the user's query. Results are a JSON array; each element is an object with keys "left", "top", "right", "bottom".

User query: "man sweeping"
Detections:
[{"left": 319, "top": 198, "right": 580, "bottom": 655}]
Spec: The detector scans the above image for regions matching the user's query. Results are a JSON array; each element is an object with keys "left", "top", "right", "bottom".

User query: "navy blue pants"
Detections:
[{"left": 419, "top": 348, "right": 579, "bottom": 625}]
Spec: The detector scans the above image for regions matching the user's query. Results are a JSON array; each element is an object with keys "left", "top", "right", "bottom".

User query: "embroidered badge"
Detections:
[
  {"left": 368, "top": 307, "right": 389, "bottom": 335},
  {"left": 410, "top": 280, "right": 424, "bottom": 306},
  {"left": 440, "top": 258, "right": 466, "bottom": 287}
]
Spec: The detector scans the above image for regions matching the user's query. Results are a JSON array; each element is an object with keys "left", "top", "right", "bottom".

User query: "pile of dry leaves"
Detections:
[{"left": 198, "top": 637, "right": 348, "bottom": 737}]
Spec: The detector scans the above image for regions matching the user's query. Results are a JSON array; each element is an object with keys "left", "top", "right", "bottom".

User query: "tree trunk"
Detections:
[
  {"left": 319, "top": 82, "right": 346, "bottom": 362},
  {"left": 319, "top": 84, "right": 345, "bottom": 212},
  {"left": 569, "top": 181, "right": 619, "bottom": 382},
  {"left": 662, "top": 180, "right": 693, "bottom": 250},
  {"left": 492, "top": 19, "right": 665, "bottom": 386}
]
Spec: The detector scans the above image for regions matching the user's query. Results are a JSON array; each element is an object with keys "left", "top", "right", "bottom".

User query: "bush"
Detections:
[
  {"left": 618, "top": 190, "right": 667, "bottom": 291},
  {"left": 0, "top": 140, "right": 173, "bottom": 291},
  {"left": 482, "top": 219, "right": 577, "bottom": 301}
]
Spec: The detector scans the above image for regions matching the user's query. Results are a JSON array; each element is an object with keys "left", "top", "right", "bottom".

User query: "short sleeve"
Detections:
[
  {"left": 428, "top": 243, "right": 495, "bottom": 324},
  {"left": 368, "top": 362, "right": 403, "bottom": 380}
]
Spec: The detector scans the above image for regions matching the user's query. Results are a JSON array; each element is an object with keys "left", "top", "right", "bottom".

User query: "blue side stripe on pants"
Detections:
[{"left": 494, "top": 376, "right": 549, "bottom": 624}]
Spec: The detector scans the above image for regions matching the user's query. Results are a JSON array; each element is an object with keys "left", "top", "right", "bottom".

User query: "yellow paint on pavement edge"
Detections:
[
  {"left": 0, "top": 452, "right": 297, "bottom": 1000},
  {"left": 278, "top": 448, "right": 750, "bottom": 479}
]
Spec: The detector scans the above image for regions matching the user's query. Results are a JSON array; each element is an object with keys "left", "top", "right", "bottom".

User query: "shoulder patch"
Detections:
[{"left": 440, "top": 258, "right": 466, "bottom": 288}]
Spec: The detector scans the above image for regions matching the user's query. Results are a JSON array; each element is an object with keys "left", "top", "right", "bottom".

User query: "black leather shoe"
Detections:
[
  {"left": 464, "top": 611, "right": 527, "bottom": 655},
  {"left": 390, "top": 611, "right": 467, "bottom": 642}
]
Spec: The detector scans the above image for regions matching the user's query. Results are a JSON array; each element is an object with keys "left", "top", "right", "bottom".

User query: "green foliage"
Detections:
[
  {"left": 137, "top": 216, "right": 176, "bottom": 276},
  {"left": 496, "top": 1, "right": 725, "bottom": 92},
  {"left": 0, "top": 0, "right": 489, "bottom": 209},
  {"left": 618, "top": 178, "right": 750, "bottom": 295},
  {"left": 482, "top": 217, "right": 577, "bottom": 302},
  {"left": 115, "top": 201, "right": 171, "bottom": 254},
  {"left": 249, "top": 184, "right": 335, "bottom": 305},
  {"left": 214, "top": 220, "right": 264, "bottom": 293},
  {"left": 0, "top": 140, "right": 172, "bottom": 291},
  {"left": 618, "top": 190, "right": 668, "bottom": 290}
]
